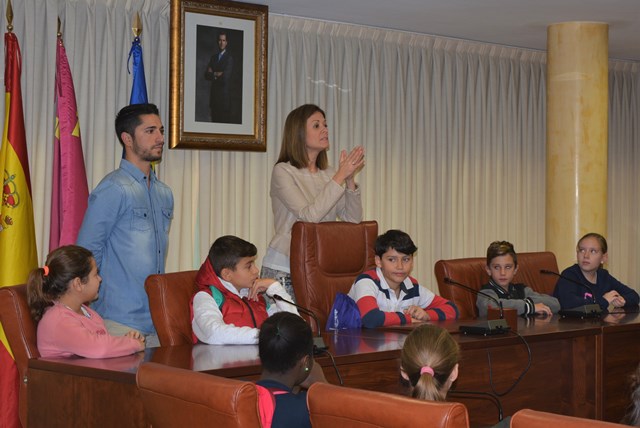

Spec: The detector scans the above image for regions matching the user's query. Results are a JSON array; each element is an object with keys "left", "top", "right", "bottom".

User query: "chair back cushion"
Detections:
[
  {"left": 511, "top": 408, "right": 628, "bottom": 428},
  {"left": 434, "top": 251, "right": 559, "bottom": 319},
  {"left": 308, "top": 382, "right": 469, "bottom": 428},
  {"left": 136, "top": 362, "right": 262, "bottom": 428},
  {"left": 144, "top": 271, "right": 198, "bottom": 346},
  {"left": 0, "top": 284, "right": 40, "bottom": 426},
  {"left": 290, "top": 221, "right": 377, "bottom": 331}
]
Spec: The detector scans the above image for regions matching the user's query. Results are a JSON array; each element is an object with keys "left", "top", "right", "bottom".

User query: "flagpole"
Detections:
[{"left": 6, "top": 0, "right": 13, "bottom": 33}]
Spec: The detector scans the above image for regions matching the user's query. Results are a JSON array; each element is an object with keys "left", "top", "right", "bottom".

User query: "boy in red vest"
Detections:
[
  {"left": 348, "top": 229, "right": 458, "bottom": 328},
  {"left": 191, "top": 235, "right": 299, "bottom": 344}
]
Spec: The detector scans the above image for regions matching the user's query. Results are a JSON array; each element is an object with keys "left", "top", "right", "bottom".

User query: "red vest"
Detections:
[{"left": 190, "top": 258, "right": 270, "bottom": 343}]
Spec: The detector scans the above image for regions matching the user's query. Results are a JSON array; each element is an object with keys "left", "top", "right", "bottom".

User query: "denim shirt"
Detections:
[{"left": 77, "top": 159, "right": 173, "bottom": 334}]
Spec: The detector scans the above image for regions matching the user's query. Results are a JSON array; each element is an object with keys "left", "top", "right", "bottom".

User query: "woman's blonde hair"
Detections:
[
  {"left": 401, "top": 324, "right": 460, "bottom": 401},
  {"left": 276, "top": 104, "right": 328, "bottom": 170}
]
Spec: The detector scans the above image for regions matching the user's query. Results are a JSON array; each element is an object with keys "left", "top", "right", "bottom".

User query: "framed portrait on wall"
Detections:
[{"left": 170, "top": 0, "right": 268, "bottom": 151}]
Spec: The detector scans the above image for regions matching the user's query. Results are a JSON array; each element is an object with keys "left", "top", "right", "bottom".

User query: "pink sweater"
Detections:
[{"left": 37, "top": 303, "right": 142, "bottom": 358}]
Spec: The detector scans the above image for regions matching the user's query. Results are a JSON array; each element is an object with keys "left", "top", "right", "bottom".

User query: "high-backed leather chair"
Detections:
[
  {"left": 434, "top": 251, "right": 559, "bottom": 319},
  {"left": 144, "top": 270, "right": 198, "bottom": 346},
  {"left": 510, "top": 409, "right": 628, "bottom": 427},
  {"left": 0, "top": 284, "right": 40, "bottom": 427},
  {"left": 308, "top": 382, "right": 469, "bottom": 428},
  {"left": 290, "top": 220, "right": 378, "bottom": 331},
  {"left": 136, "top": 362, "right": 262, "bottom": 428}
]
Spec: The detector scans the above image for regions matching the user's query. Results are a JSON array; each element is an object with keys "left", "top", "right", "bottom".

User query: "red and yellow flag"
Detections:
[{"left": 0, "top": 31, "right": 38, "bottom": 428}]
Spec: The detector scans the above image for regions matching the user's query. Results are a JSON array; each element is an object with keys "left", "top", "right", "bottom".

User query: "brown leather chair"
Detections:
[
  {"left": 308, "top": 382, "right": 469, "bottom": 428},
  {"left": 510, "top": 409, "right": 628, "bottom": 427},
  {"left": 0, "top": 284, "right": 40, "bottom": 427},
  {"left": 144, "top": 270, "right": 198, "bottom": 346},
  {"left": 136, "top": 362, "right": 262, "bottom": 428},
  {"left": 434, "top": 251, "right": 559, "bottom": 319},
  {"left": 290, "top": 220, "right": 378, "bottom": 331}
]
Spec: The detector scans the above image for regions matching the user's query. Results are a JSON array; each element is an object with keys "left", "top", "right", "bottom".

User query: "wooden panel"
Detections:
[
  {"left": 26, "top": 315, "right": 640, "bottom": 428},
  {"left": 601, "top": 320, "right": 640, "bottom": 422},
  {"left": 28, "top": 367, "right": 147, "bottom": 428}
]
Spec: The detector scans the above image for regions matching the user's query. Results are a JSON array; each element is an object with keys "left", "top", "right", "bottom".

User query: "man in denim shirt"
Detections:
[{"left": 77, "top": 104, "right": 173, "bottom": 348}]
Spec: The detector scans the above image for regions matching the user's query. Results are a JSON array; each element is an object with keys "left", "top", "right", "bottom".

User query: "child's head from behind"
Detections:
[
  {"left": 485, "top": 241, "right": 518, "bottom": 289},
  {"left": 208, "top": 235, "right": 259, "bottom": 290},
  {"left": 259, "top": 313, "right": 314, "bottom": 384},
  {"left": 27, "top": 245, "right": 94, "bottom": 322},
  {"left": 401, "top": 324, "right": 460, "bottom": 402},
  {"left": 576, "top": 233, "right": 608, "bottom": 275},
  {"left": 374, "top": 230, "right": 418, "bottom": 289}
]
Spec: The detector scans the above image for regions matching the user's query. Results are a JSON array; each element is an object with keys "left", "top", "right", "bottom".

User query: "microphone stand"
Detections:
[
  {"left": 271, "top": 295, "right": 329, "bottom": 352},
  {"left": 540, "top": 270, "right": 602, "bottom": 318},
  {"left": 444, "top": 278, "right": 510, "bottom": 335}
]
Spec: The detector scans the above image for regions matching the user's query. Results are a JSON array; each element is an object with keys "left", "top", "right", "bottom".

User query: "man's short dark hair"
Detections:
[
  {"left": 375, "top": 229, "right": 418, "bottom": 257},
  {"left": 208, "top": 235, "right": 257, "bottom": 276},
  {"left": 259, "top": 312, "right": 313, "bottom": 373},
  {"left": 114, "top": 103, "right": 160, "bottom": 146}
]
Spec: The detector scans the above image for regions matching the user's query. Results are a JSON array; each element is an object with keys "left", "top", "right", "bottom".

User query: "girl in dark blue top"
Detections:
[{"left": 553, "top": 233, "right": 639, "bottom": 310}]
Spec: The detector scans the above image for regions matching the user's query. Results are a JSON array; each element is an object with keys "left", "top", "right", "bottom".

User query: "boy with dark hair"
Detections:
[
  {"left": 191, "top": 236, "right": 299, "bottom": 344},
  {"left": 477, "top": 241, "right": 559, "bottom": 317},
  {"left": 348, "top": 229, "right": 458, "bottom": 328}
]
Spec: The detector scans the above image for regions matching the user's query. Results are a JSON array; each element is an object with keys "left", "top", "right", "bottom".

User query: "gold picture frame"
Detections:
[{"left": 169, "top": 0, "right": 268, "bottom": 151}]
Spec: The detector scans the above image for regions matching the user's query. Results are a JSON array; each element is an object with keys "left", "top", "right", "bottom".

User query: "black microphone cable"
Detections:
[
  {"left": 314, "top": 347, "right": 344, "bottom": 386},
  {"left": 486, "top": 329, "right": 531, "bottom": 397}
]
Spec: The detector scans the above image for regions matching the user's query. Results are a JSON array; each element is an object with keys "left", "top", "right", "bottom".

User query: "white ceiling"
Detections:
[{"left": 255, "top": 0, "right": 640, "bottom": 61}]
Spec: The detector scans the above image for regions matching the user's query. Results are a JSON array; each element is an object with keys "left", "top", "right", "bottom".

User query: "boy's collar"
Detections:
[{"left": 218, "top": 276, "right": 249, "bottom": 297}]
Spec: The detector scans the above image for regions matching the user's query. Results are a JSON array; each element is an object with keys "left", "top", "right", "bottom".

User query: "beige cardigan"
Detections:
[{"left": 266, "top": 162, "right": 363, "bottom": 258}]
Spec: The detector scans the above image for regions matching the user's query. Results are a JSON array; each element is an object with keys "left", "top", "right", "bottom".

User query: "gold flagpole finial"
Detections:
[
  {"left": 132, "top": 12, "right": 142, "bottom": 37},
  {"left": 6, "top": 0, "right": 14, "bottom": 32},
  {"left": 57, "top": 17, "right": 62, "bottom": 39}
]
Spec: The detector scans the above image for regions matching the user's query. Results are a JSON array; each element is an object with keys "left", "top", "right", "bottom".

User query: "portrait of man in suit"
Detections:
[{"left": 205, "top": 31, "right": 234, "bottom": 123}]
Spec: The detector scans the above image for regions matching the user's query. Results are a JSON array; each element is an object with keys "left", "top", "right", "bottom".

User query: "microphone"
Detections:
[
  {"left": 271, "top": 295, "right": 328, "bottom": 353},
  {"left": 444, "top": 277, "right": 509, "bottom": 335},
  {"left": 540, "top": 270, "right": 602, "bottom": 318}
]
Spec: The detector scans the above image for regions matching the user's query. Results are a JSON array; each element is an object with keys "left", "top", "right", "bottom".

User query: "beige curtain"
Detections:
[{"left": 1, "top": 2, "right": 638, "bottom": 291}]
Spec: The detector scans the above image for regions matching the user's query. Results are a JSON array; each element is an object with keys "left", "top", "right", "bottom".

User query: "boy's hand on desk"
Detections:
[
  {"left": 534, "top": 303, "right": 553, "bottom": 317},
  {"left": 405, "top": 305, "right": 430, "bottom": 322}
]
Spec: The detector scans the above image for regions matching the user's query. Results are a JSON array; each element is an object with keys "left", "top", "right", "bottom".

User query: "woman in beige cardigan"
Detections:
[{"left": 261, "top": 104, "right": 365, "bottom": 301}]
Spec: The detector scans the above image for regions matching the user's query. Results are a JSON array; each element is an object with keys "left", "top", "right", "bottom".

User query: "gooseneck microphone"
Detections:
[
  {"left": 271, "top": 295, "right": 329, "bottom": 352},
  {"left": 540, "top": 269, "right": 602, "bottom": 318},
  {"left": 444, "top": 277, "right": 509, "bottom": 335}
]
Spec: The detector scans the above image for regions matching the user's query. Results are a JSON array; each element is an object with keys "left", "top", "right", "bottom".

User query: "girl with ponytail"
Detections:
[
  {"left": 27, "top": 245, "right": 145, "bottom": 358},
  {"left": 400, "top": 324, "right": 460, "bottom": 401}
]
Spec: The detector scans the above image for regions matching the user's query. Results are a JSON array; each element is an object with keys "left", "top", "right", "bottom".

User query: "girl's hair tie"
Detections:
[{"left": 420, "top": 366, "right": 434, "bottom": 376}]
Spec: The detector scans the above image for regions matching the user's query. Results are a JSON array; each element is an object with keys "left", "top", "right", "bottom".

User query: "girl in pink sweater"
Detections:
[{"left": 27, "top": 245, "right": 145, "bottom": 358}]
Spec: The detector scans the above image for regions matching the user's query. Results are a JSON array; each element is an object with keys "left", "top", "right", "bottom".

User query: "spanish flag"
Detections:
[{"left": 0, "top": 31, "right": 38, "bottom": 428}]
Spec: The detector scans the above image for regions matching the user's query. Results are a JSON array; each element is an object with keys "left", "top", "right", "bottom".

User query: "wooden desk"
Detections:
[{"left": 27, "top": 314, "right": 640, "bottom": 427}]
